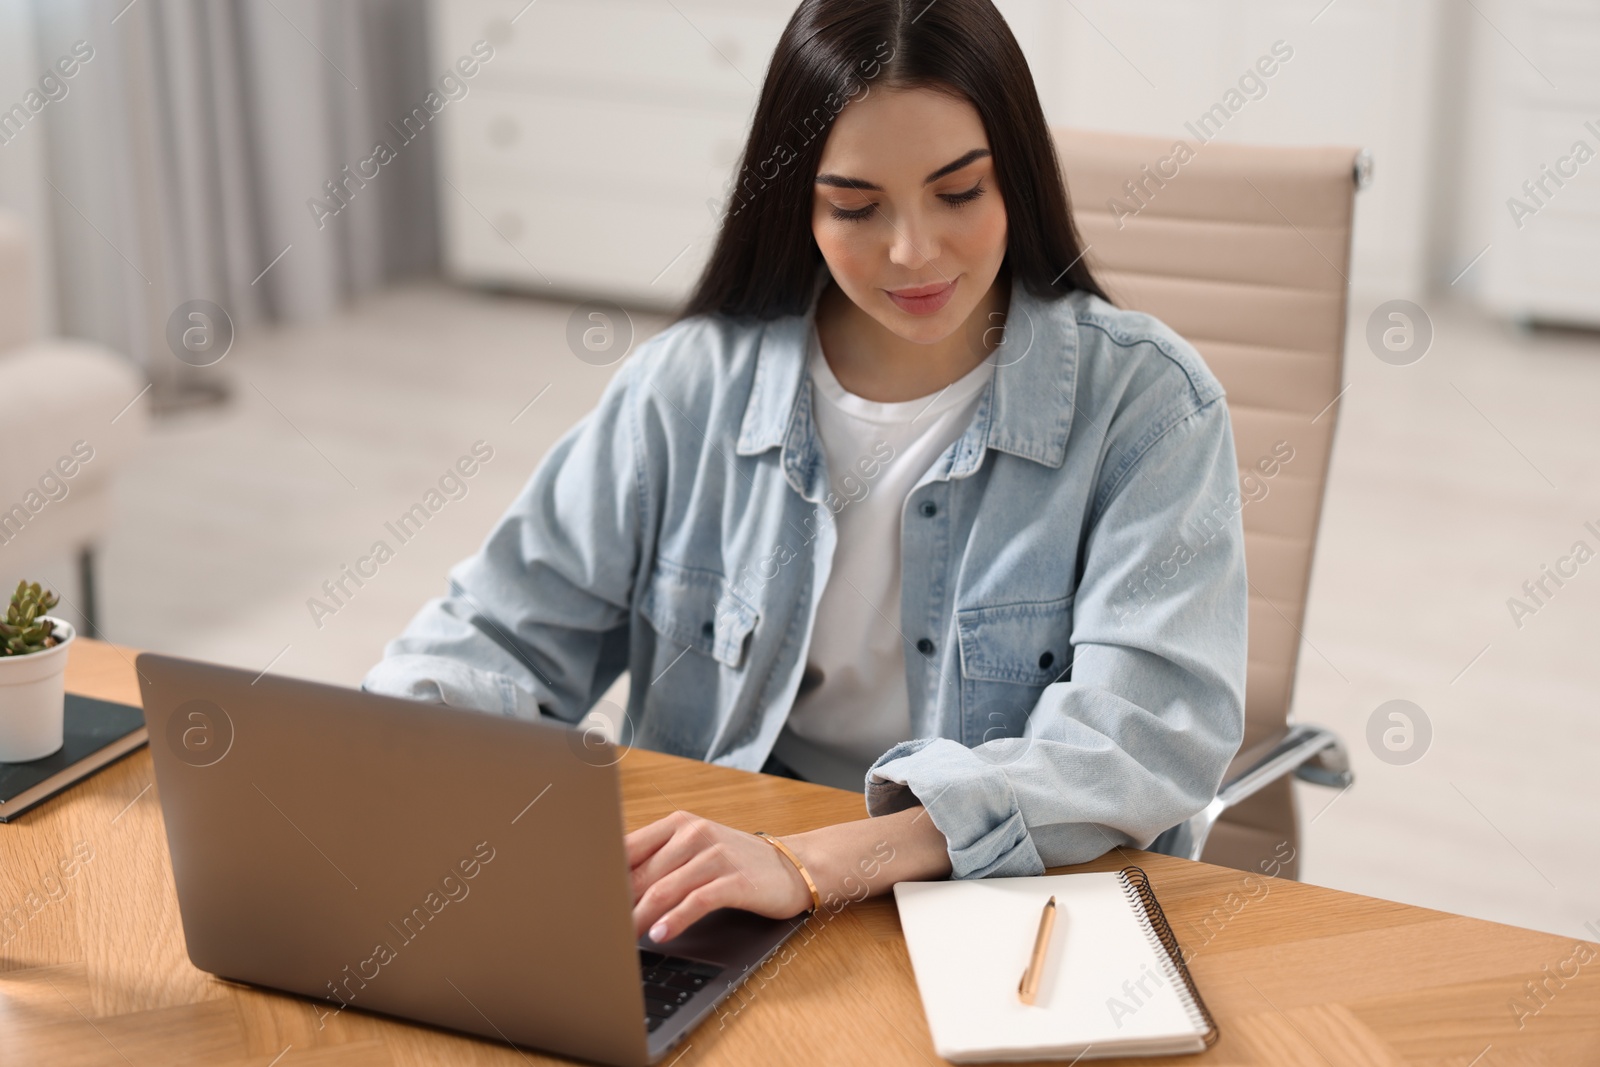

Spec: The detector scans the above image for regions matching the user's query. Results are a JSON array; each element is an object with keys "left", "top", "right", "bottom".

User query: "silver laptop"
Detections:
[{"left": 136, "top": 652, "right": 802, "bottom": 1067}]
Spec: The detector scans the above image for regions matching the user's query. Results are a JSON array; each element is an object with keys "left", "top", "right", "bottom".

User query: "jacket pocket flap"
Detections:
[
  {"left": 641, "top": 559, "right": 759, "bottom": 669},
  {"left": 956, "top": 594, "right": 1074, "bottom": 685}
]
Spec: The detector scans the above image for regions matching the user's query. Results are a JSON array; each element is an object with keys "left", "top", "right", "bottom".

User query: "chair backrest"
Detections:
[{"left": 1053, "top": 127, "right": 1362, "bottom": 864}]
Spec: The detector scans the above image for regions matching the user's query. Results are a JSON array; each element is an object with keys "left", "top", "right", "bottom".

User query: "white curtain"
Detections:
[{"left": 0, "top": 0, "right": 438, "bottom": 401}]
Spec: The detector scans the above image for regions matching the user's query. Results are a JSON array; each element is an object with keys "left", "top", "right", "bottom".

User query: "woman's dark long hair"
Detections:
[{"left": 676, "top": 0, "right": 1108, "bottom": 323}]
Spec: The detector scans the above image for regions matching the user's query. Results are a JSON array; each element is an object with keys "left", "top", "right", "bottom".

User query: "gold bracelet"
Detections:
[{"left": 754, "top": 831, "right": 822, "bottom": 914}]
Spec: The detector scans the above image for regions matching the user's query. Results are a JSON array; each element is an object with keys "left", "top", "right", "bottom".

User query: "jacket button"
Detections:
[
  {"left": 1038, "top": 651, "right": 1054, "bottom": 669},
  {"left": 919, "top": 500, "right": 938, "bottom": 517},
  {"left": 916, "top": 638, "right": 935, "bottom": 656}
]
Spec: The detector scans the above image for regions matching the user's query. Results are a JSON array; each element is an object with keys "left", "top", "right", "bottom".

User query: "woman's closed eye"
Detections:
[
  {"left": 939, "top": 180, "right": 986, "bottom": 207},
  {"left": 828, "top": 202, "right": 876, "bottom": 223},
  {"left": 826, "top": 180, "right": 988, "bottom": 223}
]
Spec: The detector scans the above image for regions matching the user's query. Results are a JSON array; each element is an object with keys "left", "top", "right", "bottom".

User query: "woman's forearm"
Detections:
[{"left": 781, "top": 805, "right": 953, "bottom": 909}]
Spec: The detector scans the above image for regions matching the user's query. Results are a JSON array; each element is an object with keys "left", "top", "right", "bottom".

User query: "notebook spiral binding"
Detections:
[{"left": 1115, "top": 866, "right": 1221, "bottom": 1049}]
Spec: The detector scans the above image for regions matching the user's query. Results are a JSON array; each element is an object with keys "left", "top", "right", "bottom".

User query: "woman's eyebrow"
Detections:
[{"left": 814, "top": 148, "right": 991, "bottom": 191}]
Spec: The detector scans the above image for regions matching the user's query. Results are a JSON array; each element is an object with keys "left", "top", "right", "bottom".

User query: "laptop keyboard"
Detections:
[{"left": 639, "top": 949, "right": 726, "bottom": 1033}]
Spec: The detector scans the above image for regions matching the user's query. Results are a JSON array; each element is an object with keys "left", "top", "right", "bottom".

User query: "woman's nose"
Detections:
[{"left": 886, "top": 209, "right": 939, "bottom": 271}]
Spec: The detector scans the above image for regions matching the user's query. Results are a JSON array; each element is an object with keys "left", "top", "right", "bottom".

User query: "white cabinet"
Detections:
[
  {"left": 1463, "top": 0, "right": 1600, "bottom": 325},
  {"left": 429, "top": 0, "right": 1051, "bottom": 309},
  {"left": 430, "top": 0, "right": 790, "bottom": 308}
]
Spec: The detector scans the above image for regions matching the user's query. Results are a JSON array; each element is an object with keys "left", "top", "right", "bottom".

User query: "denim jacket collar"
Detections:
[{"left": 735, "top": 262, "right": 1079, "bottom": 476}]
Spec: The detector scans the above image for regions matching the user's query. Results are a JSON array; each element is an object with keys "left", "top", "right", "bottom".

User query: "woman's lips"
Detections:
[{"left": 886, "top": 277, "right": 958, "bottom": 316}]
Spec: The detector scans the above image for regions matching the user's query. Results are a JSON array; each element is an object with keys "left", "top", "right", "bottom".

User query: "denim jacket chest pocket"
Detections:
[
  {"left": 636, "top": 557, "right": 761, "bottom": 755},
  {"left": 955, "top": 592, "right": 1075, "bottom": 743},
  {"left": 640, "top": 557, "right": 760, "bottom": 669}
]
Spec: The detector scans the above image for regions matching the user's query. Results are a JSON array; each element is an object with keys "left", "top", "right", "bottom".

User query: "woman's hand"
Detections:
[
  {"left": 626, "top": 809, "right": 814, "bottom": 943},
  {"left": 625, "top": 804, "right": 953, "bottom": 944}
]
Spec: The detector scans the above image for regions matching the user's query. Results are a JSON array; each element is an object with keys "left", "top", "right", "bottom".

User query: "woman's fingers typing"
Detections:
[
  {"left": 622, "top": 809, "right": 681, "bottom": 870},
  {"left": 634, "top": 849, "right": 735, "bottom": 941},
  {"left": 625, "top": 810, "right": 812, "bottom": 943}
]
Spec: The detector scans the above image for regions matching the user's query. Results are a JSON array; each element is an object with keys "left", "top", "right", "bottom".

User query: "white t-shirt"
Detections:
[{"left": 770, "top": 324, "right": 995, "bottom": 791}]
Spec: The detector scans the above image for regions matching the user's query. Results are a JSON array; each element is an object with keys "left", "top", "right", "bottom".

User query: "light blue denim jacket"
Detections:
[{"left": 363, "top": 264, "right": 1248, "bottom": 880}]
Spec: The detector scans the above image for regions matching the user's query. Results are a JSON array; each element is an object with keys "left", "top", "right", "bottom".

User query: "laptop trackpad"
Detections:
[{"left": 639, "top": 907, "right": 800, "bottom": 970}]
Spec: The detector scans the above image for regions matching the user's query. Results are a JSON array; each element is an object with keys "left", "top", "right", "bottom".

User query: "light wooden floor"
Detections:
[{"left": 10, "top": 281, "right": 1596, "bottom": 943}]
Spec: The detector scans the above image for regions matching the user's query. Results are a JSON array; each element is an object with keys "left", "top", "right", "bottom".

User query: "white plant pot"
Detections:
[{"left": 0, "top": 616, "right": 75, "bottom": 762}]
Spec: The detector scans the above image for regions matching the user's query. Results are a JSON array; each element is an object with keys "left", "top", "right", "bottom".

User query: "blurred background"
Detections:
[{"left": 0, "top": 0, "right": 1594, "bottom": 941}]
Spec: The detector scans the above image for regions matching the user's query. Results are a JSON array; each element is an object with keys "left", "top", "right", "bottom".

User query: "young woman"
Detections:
[{"left": 365, "top": 0, "right": 1246, "bottom": 946}]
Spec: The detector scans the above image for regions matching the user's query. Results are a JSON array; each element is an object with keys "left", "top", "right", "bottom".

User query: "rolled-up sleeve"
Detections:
[
  {"left": 362, "top": 354, "right": 649, "bottom": 725},
  {"left": 865, "top": 395, "right": 1248, "bottom": 879}
]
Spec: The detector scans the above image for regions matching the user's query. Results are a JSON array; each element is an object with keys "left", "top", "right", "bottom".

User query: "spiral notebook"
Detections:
[{"left": 893, "top": 866, "right": 1218, "bottom": 1062}]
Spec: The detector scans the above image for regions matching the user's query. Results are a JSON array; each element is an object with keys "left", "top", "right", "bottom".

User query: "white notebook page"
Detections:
[{"left": 894, "top": 871, "right": 1206, "bottom": 1062}]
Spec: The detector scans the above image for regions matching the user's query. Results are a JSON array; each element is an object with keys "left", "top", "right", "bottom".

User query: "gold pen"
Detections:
[{"left": 1017, "top": 894, "right": 1057, "bottom": 1005}]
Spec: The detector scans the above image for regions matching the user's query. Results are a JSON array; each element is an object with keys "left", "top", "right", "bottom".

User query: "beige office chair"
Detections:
[{"left": 1054, "top": 127, "right": 1367, "bottom": 880}]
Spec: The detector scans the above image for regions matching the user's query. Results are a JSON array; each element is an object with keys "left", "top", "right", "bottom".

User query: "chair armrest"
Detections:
[
  {"left": 1147, "top": 723, "right": 1353, "bottom": 862},
  {"left": 1217, "top": 722, "right": 1353, "bottom": 810}
]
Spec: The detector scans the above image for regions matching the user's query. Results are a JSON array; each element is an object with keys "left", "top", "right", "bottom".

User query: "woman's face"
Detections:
[{"left": 811, "top": 85, "right": 1009, "bottom": 345}]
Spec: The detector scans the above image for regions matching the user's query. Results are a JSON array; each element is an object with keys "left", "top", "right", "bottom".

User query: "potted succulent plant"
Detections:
[{"left": 0, "top": 581, "right": 76, "bottom": 761}]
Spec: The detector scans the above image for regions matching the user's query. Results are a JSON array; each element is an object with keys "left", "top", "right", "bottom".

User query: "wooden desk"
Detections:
[{"left": 2, "top": 639, "right": 1596, "bottom": 1065}]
